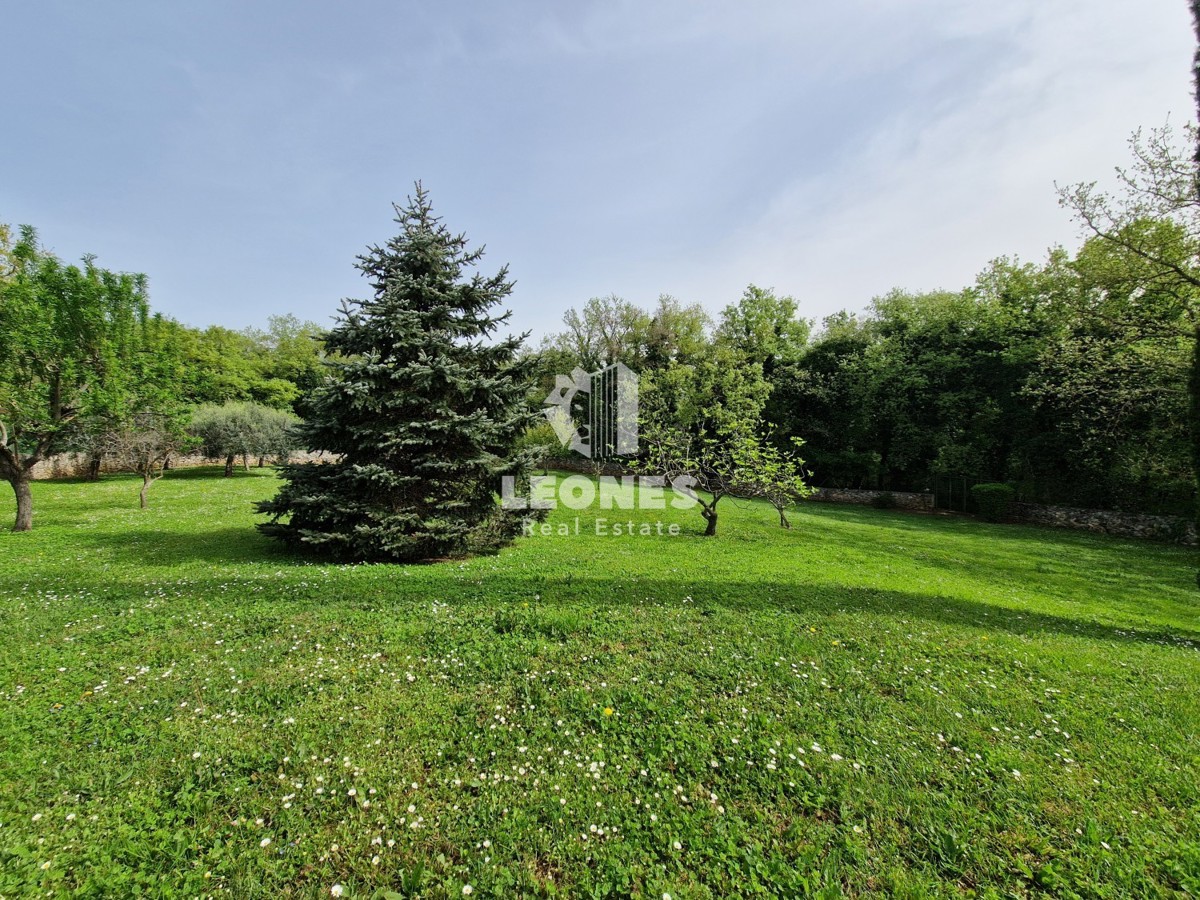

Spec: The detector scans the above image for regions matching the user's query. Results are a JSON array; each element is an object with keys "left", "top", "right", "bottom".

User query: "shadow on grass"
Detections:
[
  {"left": 803, "top": 500, "right": 1195, "bottom": 554},
  {"left": 8, "top": 546, "right": 1198, "bottom": 651},
  {"left": 720, "top": 581, "right": 1200, "bottom": 650},
  {"left": 11, "top": 481, "right": 1197, "bottom": 651},
  {"left": 436, "top": 577, "right": 1200, "bottom": 650},
  {"left": 794, "top": 501, "right": 1197, "bottom": 598},
  {"left": 67, "top": 526, "right": 294, "bottom": 566}
]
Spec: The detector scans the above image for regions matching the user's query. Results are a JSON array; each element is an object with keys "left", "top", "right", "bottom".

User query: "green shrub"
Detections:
[
  {"left": 871, "top": 492, "right": 897, "bottom": 509},
  {"left": 191, "top": 401, "right": 299, "bottom": 474},
  {"left": 971, "top": 483, "right": 1016, "bottom": 522},
  {"left": 514, "top": 421, "right": 573, "bottom": 463}
]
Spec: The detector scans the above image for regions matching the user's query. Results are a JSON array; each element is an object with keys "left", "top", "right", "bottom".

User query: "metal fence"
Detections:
[{"left": 932, "top": 474, "right": 982, "bottom": 513}]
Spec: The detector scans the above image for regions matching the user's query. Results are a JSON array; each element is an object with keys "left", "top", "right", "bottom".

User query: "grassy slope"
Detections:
[{"left": 0, "top": 469, "right": 1197, "bottom": 899}]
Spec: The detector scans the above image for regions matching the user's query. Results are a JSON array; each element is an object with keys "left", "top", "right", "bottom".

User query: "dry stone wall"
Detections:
[
  {"left": 809, "top": 488, "right": 933, "bottom": 511},
  {"left": 30, "top": 451, "right": 329, "bottom": 480},
  {"left": 1012, "top": 502, "right": 1196, "bottom": 546}
]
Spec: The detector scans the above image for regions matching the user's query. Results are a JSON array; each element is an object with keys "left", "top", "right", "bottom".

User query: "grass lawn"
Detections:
[{"left": 0, "top": 469, "right": 1197, "bottom": 898}]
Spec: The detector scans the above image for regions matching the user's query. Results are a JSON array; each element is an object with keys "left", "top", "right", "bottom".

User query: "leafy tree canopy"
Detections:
[{"left": 0, "top": 226, "right": 149, "bottom": 529}]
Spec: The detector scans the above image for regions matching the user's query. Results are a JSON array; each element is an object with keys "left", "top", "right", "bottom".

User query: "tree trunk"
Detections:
[
  {"left": 1191, "top": 324, "right": 1200, "bottom": 527},
  {"left": 243, "top": 454, "right": 250, "bottom": 471},
  {"left": 257, "top": 456, "right": 265, "bottom": 468},
  {"left": 701, "top": 504, "right": 718, "bottom": 536},
  {"left": 10, "top": 475, "right": 33, "bottom": 532},
  {"left": 778, "top": 507, "right": 791, "bottom": 528},
  {"left": 87, "top": 453, "right": 102, "bottom": 481},
  {"left": 224, "top": 454, "right": 235, "bottom": 477},
  {"left": 139, "top": 474, "right": 151, "bottom": 509}
]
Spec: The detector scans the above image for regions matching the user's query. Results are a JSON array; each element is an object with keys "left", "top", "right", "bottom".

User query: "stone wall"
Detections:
[
  {"left": 1012, "top": 502, "right": 1197, "bottom": 546},
  {"left": 30, "top": 450, "right": 329, "bottom": 480},
  {"left": 28, "top": 453, "right": 96, "bottom": 480},
  {"left": 809, "top": 487, "right": 934, "bottom": 511}
]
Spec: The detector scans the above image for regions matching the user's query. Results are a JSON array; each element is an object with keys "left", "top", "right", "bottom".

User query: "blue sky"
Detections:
[{"left": 2, "top": 1, "right": 1193, "bottom": 341}]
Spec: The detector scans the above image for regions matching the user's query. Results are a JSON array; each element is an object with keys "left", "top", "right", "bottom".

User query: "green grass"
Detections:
[{"left": 0, "top": 469, "right": 1198, "bottom": 898}]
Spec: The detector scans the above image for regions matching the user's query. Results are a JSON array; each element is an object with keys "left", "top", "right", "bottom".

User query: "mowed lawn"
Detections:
[{"left": 0, "top": 470, "right": 1197, "bottom": 899}]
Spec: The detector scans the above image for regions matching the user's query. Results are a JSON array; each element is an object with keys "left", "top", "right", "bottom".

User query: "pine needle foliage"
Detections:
[{"left": 258, "top": 185, "right": 534, "bottom": 561}]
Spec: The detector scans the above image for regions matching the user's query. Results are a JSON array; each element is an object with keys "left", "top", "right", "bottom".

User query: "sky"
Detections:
[{"left": 2, "top": 0, "right": 1195, "bottom": 342}]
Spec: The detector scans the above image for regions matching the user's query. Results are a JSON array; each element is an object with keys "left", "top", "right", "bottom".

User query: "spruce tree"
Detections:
[{"left": 257, "top": 185, "right": 534, "bottom": 561}]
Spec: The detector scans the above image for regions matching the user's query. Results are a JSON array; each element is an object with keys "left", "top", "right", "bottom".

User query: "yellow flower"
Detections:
[
  {"left": 831, "top": 640, "right": 840, "bottom": 646},
  {"left": 602, "top": 707, "right": 614, "bottom": 717}
]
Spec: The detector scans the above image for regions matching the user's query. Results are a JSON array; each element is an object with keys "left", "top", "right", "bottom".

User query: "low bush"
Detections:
[
  {"left": 971, "top": 482, "right": 1016, "bottom": 521},
  {"left": 515, "top": 420, "right": 574, "bottom": 464}
]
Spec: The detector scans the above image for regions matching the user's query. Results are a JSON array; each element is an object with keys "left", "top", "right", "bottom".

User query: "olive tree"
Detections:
[{"left": 191, "top": 402, "right": 299, "bottom": 476}]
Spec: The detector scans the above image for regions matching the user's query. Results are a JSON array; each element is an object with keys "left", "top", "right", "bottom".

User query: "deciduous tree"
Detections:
[
  {"left": 730, "top": 431, "right": 814, "bottom": 528},
  {"left": 109, "top": 411, "right": 197, "bottom": 508},
  {"left": 636, "top": 345, "right": 770, "bottom": 535},
  {"left": 716, "top": 284, "right": 809, "bottom": 378},
  {"left": 1059, "top": 125, "right": 1200, "bottom": 520},
  {"left": 0, "top": 227, "right": 148, "bottom": 530}
]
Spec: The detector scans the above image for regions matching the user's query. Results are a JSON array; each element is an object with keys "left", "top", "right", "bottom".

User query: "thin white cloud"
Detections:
[{"left": 638, "top": 0, "right": 1196, "bottom": 326}]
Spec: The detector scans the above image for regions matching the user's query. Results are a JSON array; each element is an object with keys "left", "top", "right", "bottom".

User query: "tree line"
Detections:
[
  {"left": 534, "top": 126, "right": 1199, "bottom": 521},
  {"left": 3, "top": 120, "right": 1197, "bottom": 543}
]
